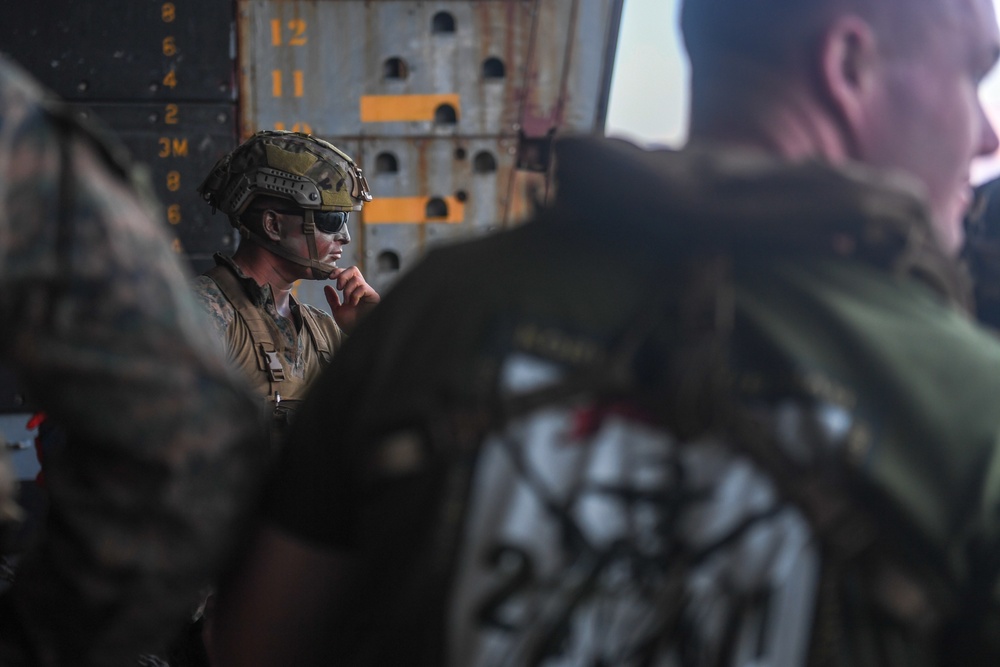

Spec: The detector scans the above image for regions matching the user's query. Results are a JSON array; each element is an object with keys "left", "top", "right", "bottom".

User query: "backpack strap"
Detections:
[{"left": 204, "top": 264, "right": 287, "bottom": 395}]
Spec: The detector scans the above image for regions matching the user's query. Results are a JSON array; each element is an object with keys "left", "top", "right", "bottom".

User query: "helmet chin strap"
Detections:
[{"left": 235, "top": 209, "right": 338, "bottom": 279}]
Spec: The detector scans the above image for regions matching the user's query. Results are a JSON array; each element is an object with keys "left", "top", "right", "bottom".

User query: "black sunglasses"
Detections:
[{"left": 265, "top": 208, "right": 350, "bottom": 235}]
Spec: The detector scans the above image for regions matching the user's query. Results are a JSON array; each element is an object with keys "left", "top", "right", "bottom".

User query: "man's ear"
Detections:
[
  {"left": 261, "top": 209, "right": 283, "bottom": 241},
  {"left": 820, "top": 15, "right": 881, "bottom": 150}
]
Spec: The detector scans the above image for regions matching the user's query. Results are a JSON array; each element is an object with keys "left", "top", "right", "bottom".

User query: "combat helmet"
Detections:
[{"left": 198, "top": 130, "right": 372, "bottom": 278}]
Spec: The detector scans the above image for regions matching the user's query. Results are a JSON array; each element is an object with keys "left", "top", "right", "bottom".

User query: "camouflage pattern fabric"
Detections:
[
  {"left": 192, "top": 254, "right": 343, "bottom": 397},
  {"left": 192, "top": 253, "right": 343, "bottom": 455},
  {"left": 0, "top": 55, "right": 266, "bottom": 665},
  {"left": 197, "top": 131, "right": 372, "bottom": 280},
  {"left": 197, "top": 130, "right": 372, "bottom": 218}
]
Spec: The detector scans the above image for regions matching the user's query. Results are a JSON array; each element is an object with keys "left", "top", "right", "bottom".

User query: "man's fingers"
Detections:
[
  {"left": 342, "top": 283, "right": 365, "bottom": 307},
  {"left": 335, "top": 266, "right": 359, "bottom": 290},
  {"left": 323, "top": 284, "right": 342, "bottom": 310},
  {"left": 329, "top": 266, "right": 379, "bottom": 314},
  {"left": 338, "top": 272, "right": 372, "bottom": 302}
]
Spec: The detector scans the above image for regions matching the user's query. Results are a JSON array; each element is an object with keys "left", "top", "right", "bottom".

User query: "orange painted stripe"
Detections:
[
  {"left": 364, "top": 196, "right": 465, "bottom": 224},
  {"left": 360, "top": 94, "right": 461, "bottom": 123}
]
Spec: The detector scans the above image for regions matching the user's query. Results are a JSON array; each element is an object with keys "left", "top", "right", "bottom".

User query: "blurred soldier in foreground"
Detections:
[
  {"left": 0, "top": 55, "right": 265, "bottom": 664},
  {"left": 195, "top": 131, "right": 379, "bottom": 448},
  {"left": 213, "top": 0, "right": 1000, "bottom": 665}
]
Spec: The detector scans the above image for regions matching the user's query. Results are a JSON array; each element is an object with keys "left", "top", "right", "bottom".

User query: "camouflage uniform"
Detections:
[
  {"left": 193, "top": 131, "right": 370, "bottom": 442},
  {"left": 261, "top": 137, "right": 1000, "bottom": 666},
  {"left": 0, "top": 55, "right": 265, "bottom": 665},
  {"left": 192, "top": 254, "right": 343, "bottom": 439}
]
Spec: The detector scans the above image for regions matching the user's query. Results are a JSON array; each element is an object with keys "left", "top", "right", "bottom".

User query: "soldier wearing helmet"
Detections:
[{"left": 193, "top": 130, "right": 380, "bottom": 444}]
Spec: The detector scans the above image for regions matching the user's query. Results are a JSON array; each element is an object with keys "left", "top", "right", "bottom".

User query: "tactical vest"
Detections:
[{"left": 204, "top": 264, "right": 340, "bottom": 447}]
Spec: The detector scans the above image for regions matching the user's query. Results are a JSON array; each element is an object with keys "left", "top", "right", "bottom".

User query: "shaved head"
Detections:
[
  {"left": 680, "top": 0, "right": 943, "bottom": 67},
  {"left": 679, "top": 0, "right": 1000, "bottom": 254}
]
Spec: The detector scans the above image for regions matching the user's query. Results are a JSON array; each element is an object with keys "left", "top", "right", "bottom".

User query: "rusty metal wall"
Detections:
[
  {"left": 237, "top": 0, "right": 623, "bottom": 305},
  {"left": 0, "top": 0, "right": 623, "bottom": 307}
]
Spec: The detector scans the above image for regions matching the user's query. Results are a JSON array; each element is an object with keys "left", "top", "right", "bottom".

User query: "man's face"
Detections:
[
  {"left": 862, "top": 0, "right": 1000, "bottom": 254},
  {"left": 314, "top": 223, "right": 351, "bottom": 269},
  {"left": 276, "top": 210, "right": 351, "bottom": 275}
]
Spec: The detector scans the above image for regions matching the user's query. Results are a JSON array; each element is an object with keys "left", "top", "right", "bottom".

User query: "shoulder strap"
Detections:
[{"left": 204, "top": 264, "right": 287, "bottom": 387}]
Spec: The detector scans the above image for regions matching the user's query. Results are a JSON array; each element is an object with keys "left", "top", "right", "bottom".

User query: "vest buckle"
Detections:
[{"left": 263, "top": 348, "right": 285, "bottom": 382}]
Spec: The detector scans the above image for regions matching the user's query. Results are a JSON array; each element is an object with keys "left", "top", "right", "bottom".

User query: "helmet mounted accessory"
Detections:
[{"left": 198, "top": 130, "right": 372, "bottom": 279}]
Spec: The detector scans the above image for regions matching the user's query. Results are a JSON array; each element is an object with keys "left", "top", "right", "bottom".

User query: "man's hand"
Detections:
[{"left": 324, "top": 266, "right": 380, "bottom": 334}]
